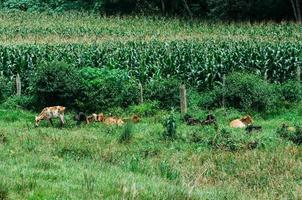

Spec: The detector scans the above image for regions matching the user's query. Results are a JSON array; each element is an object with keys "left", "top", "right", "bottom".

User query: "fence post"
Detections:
[
  {"left": 139, "top": 82, "right": 143, "bottom": 104},
  {"left": 264, "top": 70, "right": 268, "bottom": 81},
  {"left": 297, "top": 66, "right": 301, "bottom": 82},
  {"left": 16, "top": 73, "right": 21, "bottom": 96},
  {"left": 180, "top": 84, "right": 187, "bottom": 114},
  {"left": 222, "top": 74, "right": 226, "bottom": 116}
]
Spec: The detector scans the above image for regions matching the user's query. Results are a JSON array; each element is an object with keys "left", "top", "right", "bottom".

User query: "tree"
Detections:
[{"left": 290, "top": 0, "right": 301, "bottom": 22}]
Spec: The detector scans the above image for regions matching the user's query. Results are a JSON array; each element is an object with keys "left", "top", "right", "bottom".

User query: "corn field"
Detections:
[
  {"left": 0, "top": 12, "right": 301, "bottom": 92},
  {"left": 0, "top": 40, "right": 301, "bottom": 91}
]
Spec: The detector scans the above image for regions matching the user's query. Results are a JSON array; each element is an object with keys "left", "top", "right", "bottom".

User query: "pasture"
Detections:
[
  {"left": 0, "top": 11, "right": 301, "bottom": 200},
  {"left": 0, "top": 107, "right": 301, "bottom": 199}
]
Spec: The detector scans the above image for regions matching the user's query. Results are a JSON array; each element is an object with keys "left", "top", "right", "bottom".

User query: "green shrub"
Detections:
[
  {"left": 279, "top": 81, "right": 302, "bottom": 104},
  {"left": 2, "top": 95, "right": 33, "bottom": 109},
  {"left": 128, "top": 101, "right": 159, "bottom": 116},
  {"left": 145, "top": 78, "right": 180, "bottom": 109},
  {"left": 162, "top": 111, "right": 177, "bottom": 140},
  {"left": 277, "top": 124, "right": 302, "bottom": 145},
  {"left": 200, "top": 72, "right": 277, "bottom": 113},
  {"left": 0, "top": 75, "right": 13, "bottom": 103},
  {"left": 119, "top": 122, "right": 133, "bottom": 143},
  {"left": 75, "top": 67, "right": 139, "bottom": 112},
  {"left": 29, "top": 61, "right": 80, "bottom": 109}
]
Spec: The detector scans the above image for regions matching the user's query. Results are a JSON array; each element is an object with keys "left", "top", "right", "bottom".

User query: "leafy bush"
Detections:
[
  {"left": 145, "top": 78, "right": 180, "bottom": 109},
  {"left": 279, "top": 81, "right": 302, "bottom": 104},
  {"left": 128, "top": 101, "right": 159, "bottom": 116},
  {"left": 162, "top": 111, "right": 177, "bottom": 140},
  {"left": 75, "top": 67, "right": 139, "bottom": 112},
  {"left": 29, "top": 61, "right": 80, "bottom": 109},
  {"left": 2, "top": 95, "right": 33, "bottom": 109},
  {"left": 200, "top": 72, "right": 277, "bottom": 113},
  {"left": 277, "top": 124, "right": 302, "bottom": 145},
  {"left": 209, "top": 128, "right": 243, "bottom": 151},
  {"left": 0, "top": 75, "right": 13, "bottom": 103}
]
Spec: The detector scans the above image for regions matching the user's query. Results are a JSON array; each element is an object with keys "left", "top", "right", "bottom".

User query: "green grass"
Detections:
[{"left": 0, "top": 107, "right": 301, "bottom": 199}]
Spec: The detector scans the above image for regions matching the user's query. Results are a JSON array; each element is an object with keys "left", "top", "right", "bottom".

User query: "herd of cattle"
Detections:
[
  {"left": 34, "top": 106, "right": 265, "bottom": 133},
  {"left": 34, "top": 106, "right": 140, "bottom": 127}
]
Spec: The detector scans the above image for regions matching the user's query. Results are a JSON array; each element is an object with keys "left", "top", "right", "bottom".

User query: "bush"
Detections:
[
  {"left": 144, "top": 78, "right": 180, "bottom": 109},
  {"left": 277, "top": 124, "right": 302, "bottom": 145},
  {"left": 0, "top": 75, "right": 13, "bottom": 103},
  {"left": 200, "top": 72, "right": 277, "bottom": 113},
  {"left": 279, "top": 80, "right": 302, "bottom": 104},
  {"left": 75, "top": 67, "right": 139, "bottom": 112},
  {"left": 29, "top": 61, "right": 80, "bottom": 109},
  {"left": 2, "top": 95, "right": 33, "bottom": 109},
  {"left": 128, "top": 101, "right": 159, "bottom": 116}
]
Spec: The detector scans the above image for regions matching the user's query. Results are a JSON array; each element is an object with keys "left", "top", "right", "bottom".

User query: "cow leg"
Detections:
[
  {"left": 48, "top": 119, "right": 54, "bottom": 127},
  {"left": 59, "top": 115, "right": 65, "bottom": 127}
]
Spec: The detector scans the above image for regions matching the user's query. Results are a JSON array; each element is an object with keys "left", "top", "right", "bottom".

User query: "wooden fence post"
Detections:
[
  {"left": 180, "top": 84, "right": 187, "bottom": 114},
  {"left": 297, "top": 66, "right": 301, "bottom": 82},
  {"left": 222, "top": 74, "right": 226, "bottom": 116},
  {"left": 264, "top": 70, "right": 268, "bottom": 81},
  {"left": 139, "top": 82, "right": 143, "bottom": 104},
  {"left": 16, "top": 73, "right": 21, "bottom": 96}
]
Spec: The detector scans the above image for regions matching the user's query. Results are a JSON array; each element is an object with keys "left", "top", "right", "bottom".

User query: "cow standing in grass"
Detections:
[{"left": 35, "top": 106, "right": 66, "bottom": 127}]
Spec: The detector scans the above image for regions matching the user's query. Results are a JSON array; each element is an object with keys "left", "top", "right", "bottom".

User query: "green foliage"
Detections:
[
  {"left": 75, "top": 67, "right": 138, "bottom": 112},
  {"left": 0, "top": 75, "right": 13, "bottom": 103},
  {"left": 128, "top": 101, "right": 159, "bottom": 116},
  {"left": 210, "top": 128, "right": 243, "bottom": 151},
  {"left": 279, "top": 81, "right": 302, "bottom": 104},
  {"left": 0, "top": 0, "right": 294, "bottom": 21},
  {"left": 0, "top": 41, "right": 300, "bottom": 94},
  {"left": 29, "top": 61, "right": 79, "bottom": 109},
  {"left": 2, "top": 95, "right": 33, "bottom": 109},
  {"left": 200, "top": 72, "right": 277, "bottom": 113},
  {"left": 118, "top": 122, "right": 133, "bottom": 143},
  {"left": 145, "top": 78, "right": 180, "bottom": 109},
  {"left": 277, "top": 124, "right": 302, "bottom": 145},
  {"left": 162, "top": 111, "right": 177, "bottom": 140}
]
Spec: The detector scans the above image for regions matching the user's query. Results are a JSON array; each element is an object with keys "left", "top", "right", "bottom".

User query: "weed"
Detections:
[
  {"left": 119, "top": 123, "right": 133, "bottom": 143},
  {"left": 162, "top": 111, "right": 177, "bottom": 140}
]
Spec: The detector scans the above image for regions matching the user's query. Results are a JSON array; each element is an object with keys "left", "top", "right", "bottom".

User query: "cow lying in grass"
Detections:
[
  {"left": 184, "top": 114, "right": 216, "bottom": 126},
  {"left": 97, "top": 113, "right": 125, "bottom": 126},
  {"left": 230, "top": 115, "right": 253, "bottom": 128},
  {"left": 74, "top": 112, "right": 98, "bottom": 125},
  {"left": 35, "top": 106, "right": 66, "bottom": 127}
]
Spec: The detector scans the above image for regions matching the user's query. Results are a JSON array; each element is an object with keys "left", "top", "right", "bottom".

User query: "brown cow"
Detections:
[{"left": 230, "top": 115, "right": 253, "bottom": 128}]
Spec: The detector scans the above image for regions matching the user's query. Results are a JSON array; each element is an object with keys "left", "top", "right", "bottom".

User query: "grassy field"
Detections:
[{"left": 0, "top": 107, "right": 301, "bottom": 199}]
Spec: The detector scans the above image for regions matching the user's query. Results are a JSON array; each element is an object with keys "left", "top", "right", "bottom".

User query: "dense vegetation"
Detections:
[
  {"left": 0, "top": 0, "right": 296, "bottom": 21},
  {"left": 0, "top": 12, "right": 301, "bottom": 111},
  {"left": 0, "top": 11, "right": 302, "bottom": 199}
]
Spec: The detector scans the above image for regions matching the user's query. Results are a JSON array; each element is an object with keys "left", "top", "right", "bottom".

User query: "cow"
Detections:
[
  {"left": 97, "top": 113, "right": 124, "bottom": 126},
  {"left": 230, "top": 115, "right": 253, "bottom": 128},
  {"left": 35, "top": 106, "right": 66, "bottom": 127}
]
